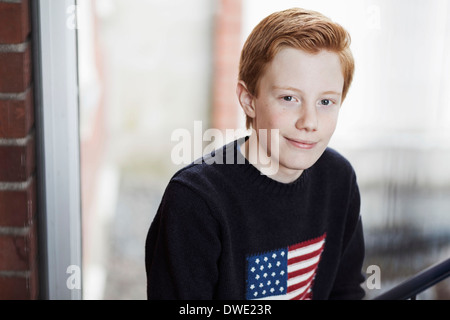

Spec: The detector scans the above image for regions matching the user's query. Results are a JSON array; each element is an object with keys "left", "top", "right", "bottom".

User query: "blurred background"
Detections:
[{"left": 77, "top": 0, "right": 450, "bottom": 299}]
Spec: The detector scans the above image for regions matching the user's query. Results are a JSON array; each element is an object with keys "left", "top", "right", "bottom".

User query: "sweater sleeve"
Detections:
[
  {"left": 328, "top": 181, "right": 366, "bottom": 300},
  {"left": 145, "top": 180, "right": 221, "bottom": 299}
]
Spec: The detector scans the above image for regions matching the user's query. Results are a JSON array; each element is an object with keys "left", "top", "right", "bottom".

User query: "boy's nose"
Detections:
[{"left": 295, "top": 105, "right": 318, "bottom": 132}]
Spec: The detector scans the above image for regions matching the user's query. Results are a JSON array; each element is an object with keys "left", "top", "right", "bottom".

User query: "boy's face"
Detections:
[{"left": 239, "top": 48, "right": 344, "bottom": 182}]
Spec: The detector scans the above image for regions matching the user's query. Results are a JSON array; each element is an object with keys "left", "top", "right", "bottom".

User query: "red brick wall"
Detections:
[
  {"left": 0, "top": 0, "right": 39, "bottom": 299},
  {"left": 212, "top": 0, "right": 243, "bottom": 131}
]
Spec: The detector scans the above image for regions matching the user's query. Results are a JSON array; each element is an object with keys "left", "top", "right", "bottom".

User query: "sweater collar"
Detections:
[{"left": 230, "top": 136, "right": 309, "bottom": 195}]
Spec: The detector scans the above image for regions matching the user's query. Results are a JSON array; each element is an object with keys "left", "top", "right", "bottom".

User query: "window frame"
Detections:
[{"left": 32, "top": 0, "right": 82, "bottom": 299}]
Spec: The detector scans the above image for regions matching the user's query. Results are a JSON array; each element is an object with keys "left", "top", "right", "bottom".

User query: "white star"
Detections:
[
  {"left": 263, "top": 273, "right": 268, "bottom": 278},
  {"left": 267, "top": 280, "right": 271, "bottom": 286},
  {"left": 254, "top": 292, "right": 258, "bottom": 297},
  {"left": 250, "top": 284, "right": 255, "bottom": 290},
  {"left": 250, "top": 267, "right": 255, "bottom": 273},
  {"left": 280, "top": 287, "right": 284, "bottom": 292},
  {"left": 272, "top": 253, "right": 277, "bottom": 259},
  {"left": 275, "top": 280, "right": 280, "bottom": 285},
  {"left": 264, "top": 256, "right": 268, "bottom": 262},
  {"left": 280, "top": 270, "right": 285, "bottom": 276},
  {"left": 259, "top": 283, "right": 264, "bottom": 288},
  {"left": 270, "top": 288, "right": 275, "bottom": 293},
  {"left": 255, "top": 274, "right": 260, "bottom": 280},
  {"left": 260, "top": 265, "right": 264, "bottom": 271},
  {"left": 262, "top": 290, "right": 266, "bottom": 295},
  {"left": 271, "top": 272, "right": 276, "bottom": 277},
  {"left": 268, "top": 263, "right": 272, "bottom": 269},
  {"left": 281, "top": 251, "right": 285, "bottom": 256},
  {"left": 255, "top": 258, "right": 260, "bottom": 264},
  {"left": 276, "top": 261, "right": 281, "bottom": 267}
]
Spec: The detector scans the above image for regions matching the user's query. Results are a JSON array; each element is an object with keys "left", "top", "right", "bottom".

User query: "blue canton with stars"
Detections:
[{"left": 246, "top": 248, "right": 288, "bottom": 300}]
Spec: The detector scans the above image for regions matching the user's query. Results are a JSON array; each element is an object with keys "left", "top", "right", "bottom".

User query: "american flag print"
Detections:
[{"left": 245, "top": 234, "right": 326, "bottom": 300}]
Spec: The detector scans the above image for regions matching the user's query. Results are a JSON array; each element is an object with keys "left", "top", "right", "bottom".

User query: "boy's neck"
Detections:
[{"left": 239, "top": 134, "right": 303, "bottom": 184}]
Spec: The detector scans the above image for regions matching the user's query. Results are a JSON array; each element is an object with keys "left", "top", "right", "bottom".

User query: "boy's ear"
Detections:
[{"left": 236, "top": 80, "right": 256, "bottom": 120}]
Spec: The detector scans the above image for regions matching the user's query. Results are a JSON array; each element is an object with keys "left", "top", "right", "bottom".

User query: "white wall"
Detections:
[{"left": 97, "top": 0, "right": 216, "bottom": 170}]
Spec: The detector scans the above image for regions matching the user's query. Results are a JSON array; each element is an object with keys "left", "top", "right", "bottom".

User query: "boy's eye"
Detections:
[
  {"left": 283, "top": 96, "right": 295, "bottom": 102},
  {"left": 320, "top": 99, "right": 332, "bottom": 106}
]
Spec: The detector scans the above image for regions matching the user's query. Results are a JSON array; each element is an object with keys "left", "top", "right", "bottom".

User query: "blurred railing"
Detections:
[{"left": 373, "top": 257, "right": 450, "bottom": 300}]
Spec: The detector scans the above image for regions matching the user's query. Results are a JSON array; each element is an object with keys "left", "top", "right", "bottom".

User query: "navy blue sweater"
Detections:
[{"left": 145, "top": 138, "right": 365, "bottom": 300}]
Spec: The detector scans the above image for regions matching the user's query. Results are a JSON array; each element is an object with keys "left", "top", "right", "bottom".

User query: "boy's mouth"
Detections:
[{"left": 284, "top": 137, "right": 318, "bottom": 150}]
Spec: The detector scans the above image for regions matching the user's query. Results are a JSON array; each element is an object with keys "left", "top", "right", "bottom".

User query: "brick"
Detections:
[
  {"left": 0, "top": 233, "right": 28, "bottom": 271},
  {"left": 0, "top": 260, "right": 38, "bottom": 299},
  {"left": 0, "top": 0, "right": 31, "bottom": 44},
  {"left": 0, "top": 178, "right": 35, "bottom": 227},
  {"left": 0, "top": 43, "right": 32, "bottom": 93},
  {"left": 0, "top": 89, "right": 34, "bottom": 138},
  {"left": 28, "top": 260, "right": 38, "bottom": 299},
  {"left": 0, "top": 222, "right": 37, "bottom": 271},
  {"left": 0, "top": 276, "right": 29, "bottom": 299},
  {"left": 0, "top": 264, "right": 38, "bottom": 299},
  {"left": 0, "top": 0, "right": 38, "bottom": 301},
  {"left": 0, "top": 135, "right": 35, "bottom": 182},
  {"left": 0, "top": 264, "right": 39, "bottom": 300}
]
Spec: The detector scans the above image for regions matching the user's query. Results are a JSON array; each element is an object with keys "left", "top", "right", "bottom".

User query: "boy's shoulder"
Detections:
[
  {"left": 169, "top": 141, "right": 237, "bottom": 188},
  {"left": 314, "top": 147, "right": 356, "bottom": 178},
  {"left": 321, "top": 146, "right": 351, "bottom": 164}
]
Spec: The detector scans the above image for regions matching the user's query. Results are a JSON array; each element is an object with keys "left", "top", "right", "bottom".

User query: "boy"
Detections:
[{"left": 145, "top": 8, "right": 365, "bottom": 300}]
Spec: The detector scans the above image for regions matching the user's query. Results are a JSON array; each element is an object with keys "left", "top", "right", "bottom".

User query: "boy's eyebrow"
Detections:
[
  {"left": 272, "top": 85, "right": 303, "bottom": 93},
  {"left": 272, "top": 86, "right": 342, "bottom": 96},
  {"left": 322, "top": 90, "right": 342, "bottom": 96}
]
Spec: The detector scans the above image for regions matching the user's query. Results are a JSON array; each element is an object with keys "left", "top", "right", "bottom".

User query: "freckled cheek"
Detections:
[
  {"left": 256, "top": 102, "right": 282, "bottom": 128},
  {"left": 320, "top": 114, "right": 339, "bottom": 136},
  {"left": 266, "top": 107, "right": 293, "bottom": 130}
]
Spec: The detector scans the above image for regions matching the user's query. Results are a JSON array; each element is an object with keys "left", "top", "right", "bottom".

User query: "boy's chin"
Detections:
[
  {"left": 283, "top": 163, "right": 315, "bottom": 173},
  {"left": 279, "top": 155, "right": 322, "bottom": 172}
]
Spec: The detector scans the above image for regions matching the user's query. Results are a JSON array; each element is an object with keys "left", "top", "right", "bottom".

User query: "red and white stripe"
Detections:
[{"left": 260, "top": 234, "right": 326, "bottom": 300}]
